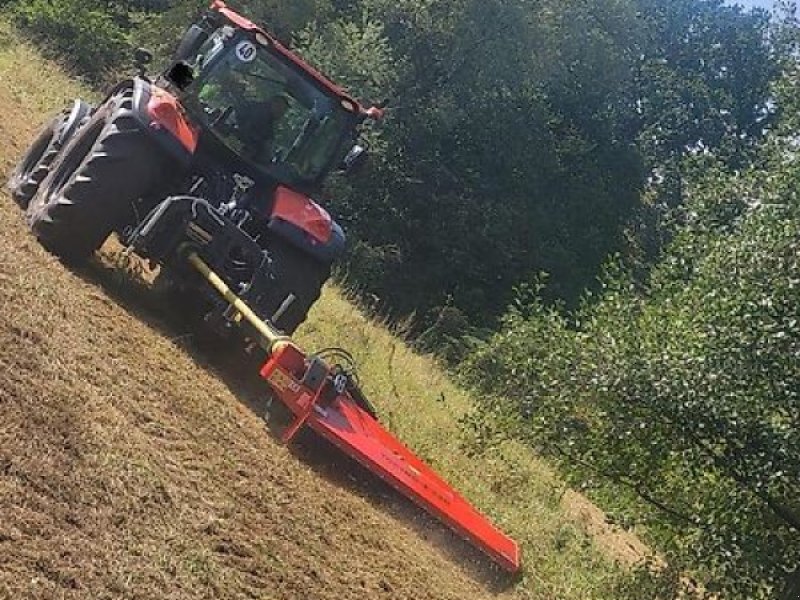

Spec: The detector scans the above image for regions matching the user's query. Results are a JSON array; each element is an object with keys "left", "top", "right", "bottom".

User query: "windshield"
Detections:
[{"left": 183, "top": 28, "right": 357, "bottom": 185}]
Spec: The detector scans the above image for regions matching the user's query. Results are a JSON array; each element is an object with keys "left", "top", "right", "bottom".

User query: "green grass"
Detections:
[
  {"left": 300, "top": 289, "right": 636, "bottom": 598},
  {"left": 0, "top": 21, "right": 641, "bottom": 599}
]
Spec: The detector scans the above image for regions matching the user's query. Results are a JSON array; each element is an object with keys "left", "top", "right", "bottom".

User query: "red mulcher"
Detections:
[
  {"left": 261, "top": 339, "right": 521, "bottom": 573},
  {"left": 9, "top": 0, "right": 521, "bottom": 574}
]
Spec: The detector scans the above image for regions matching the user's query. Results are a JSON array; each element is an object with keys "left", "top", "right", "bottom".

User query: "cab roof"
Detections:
[{"left": 210, "top": 1, "right": 383, "bottom": 120}]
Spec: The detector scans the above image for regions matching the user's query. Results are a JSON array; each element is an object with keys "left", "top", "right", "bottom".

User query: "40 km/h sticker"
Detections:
[{"left": 235, "top": 41, "right": 257, "bottom": 63}]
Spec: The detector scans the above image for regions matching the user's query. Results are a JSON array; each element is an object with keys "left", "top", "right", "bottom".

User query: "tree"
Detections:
[{"left": 462, "top": 66, "right": 800, "bottom": 598}]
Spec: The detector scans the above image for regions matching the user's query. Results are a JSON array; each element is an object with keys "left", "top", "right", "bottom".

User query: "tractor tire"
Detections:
[
  {"left": 27, "top": 92, "right": 165, "bottom": 261},
  {"left": 8, "top": 101, "right": 93, "bottom": 209},
  {"left": 8, "top": 113, "right": 68, "bottom": 209},
  {"left": 263, "top": 238, "right": 330, "bottom": 335}
]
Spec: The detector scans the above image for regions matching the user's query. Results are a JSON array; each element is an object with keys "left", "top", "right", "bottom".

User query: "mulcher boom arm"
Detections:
[{"left": 186, "top": 252, "right": 522, "bottom": 573}]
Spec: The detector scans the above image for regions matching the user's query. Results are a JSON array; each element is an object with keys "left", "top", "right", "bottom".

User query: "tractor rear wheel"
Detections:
[
  {"left": 263, "top": 239, "right": 330, "bottom": 335},
  {"left": 8, "top": 112, "right": 68, "bottom": 209},
  {"left": 27, "top": 92, "right": 165, "bottom": 261}
]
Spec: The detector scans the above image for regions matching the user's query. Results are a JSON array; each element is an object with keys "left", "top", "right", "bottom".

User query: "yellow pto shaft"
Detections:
[{"left": 186, "top": 252, "right": 291, "bottom": 355}]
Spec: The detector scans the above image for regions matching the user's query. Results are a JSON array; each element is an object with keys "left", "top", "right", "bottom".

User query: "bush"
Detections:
[
  {"left": 461, "top": 96, "right": 800, "bottom": 597},
  {"left": 10, "top": 0, "right": 130, "bottom": 81}
]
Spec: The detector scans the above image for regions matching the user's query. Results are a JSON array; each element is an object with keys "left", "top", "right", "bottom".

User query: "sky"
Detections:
[{"left": 727, "top": 0, "right": 774, "bottom": 10}]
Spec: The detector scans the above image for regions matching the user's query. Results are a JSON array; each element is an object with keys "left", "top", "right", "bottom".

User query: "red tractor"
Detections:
[
  {"left": 9, "top": 0, "right": 381, "bottom": 337},
  {"left": 8, "top": 2, "right": 522, "bottom": 573}
]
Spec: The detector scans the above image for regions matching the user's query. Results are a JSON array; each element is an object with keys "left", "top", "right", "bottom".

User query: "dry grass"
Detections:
[{"left": 0, "top": 23, "right": 652, "bottom": 600}]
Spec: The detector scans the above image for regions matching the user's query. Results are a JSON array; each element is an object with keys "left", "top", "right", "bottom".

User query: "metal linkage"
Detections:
[{"left": 186, "top": 252, "right": 291, "bottom": 353}]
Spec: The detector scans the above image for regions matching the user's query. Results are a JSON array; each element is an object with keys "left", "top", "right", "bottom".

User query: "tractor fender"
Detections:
[
  {"left": 126, "top": 78, "right": 197, "bottom": 166},
  {"left": 267, "top": 186, "right": 346, "bottom": 264},
  {"left": 57, "top": 99, "right": 93, "bottom": 147}
]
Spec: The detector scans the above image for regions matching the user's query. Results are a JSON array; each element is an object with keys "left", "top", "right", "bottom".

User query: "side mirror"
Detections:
[
  {"left": 165, "top": 62, "right": 195, "bottom": 90},
  {"left": 134, "top": 47, "right": 153, "bottom": 77},
  {"left": 174, "top": 24, "right": 209, "bottom": 63},
  {"left": 341, "top": 144, "right": 368, "bottom": 175}
]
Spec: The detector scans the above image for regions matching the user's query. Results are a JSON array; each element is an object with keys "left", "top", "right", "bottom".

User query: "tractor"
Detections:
[
  {"left": 8, "top": 0, "right": 381, "bottom": 337},
  {"left": 7, "top": 2, "right": 523, "bottom": 572}
]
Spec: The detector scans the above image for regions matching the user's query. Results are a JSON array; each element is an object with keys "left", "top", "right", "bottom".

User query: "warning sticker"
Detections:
[{"left": 268, "top": 369, "right": 295, "bottom": 393}]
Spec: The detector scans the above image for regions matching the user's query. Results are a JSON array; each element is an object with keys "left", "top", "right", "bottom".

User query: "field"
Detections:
[{"left": 0, "top": 25, "right": 647, "bottom": 599}]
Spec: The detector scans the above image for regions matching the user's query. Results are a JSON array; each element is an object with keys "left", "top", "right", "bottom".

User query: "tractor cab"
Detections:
[{"left": 163, "top": 1, "right": 378, "bottom": 193}]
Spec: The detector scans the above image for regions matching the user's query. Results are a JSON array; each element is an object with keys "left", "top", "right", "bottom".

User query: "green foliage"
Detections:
[
  {"left": 347, "top": 0, "right": 645, "bottom": 322},
  {"left": 298, "top": 0, "right": 778, "bottom": 341},
  {"left": 9, "top": 0, "right": 131, "bottom": 80},
  {"left": 461, "top": 70, "right": 800, "bottom": 597},
  {"left": 633, "top": 0, "right": 777, "bottom": 171},
  {"left": 295, "top": 14, "right": 400, "bottom": 104}
]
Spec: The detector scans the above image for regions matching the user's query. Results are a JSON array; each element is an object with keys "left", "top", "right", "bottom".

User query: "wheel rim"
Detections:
[
  {"left": 14, "top": 127, "right": 54, "bottom": 182},
  {"left": 45, "top": 118, "right": 105, "bottom": 201}
]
